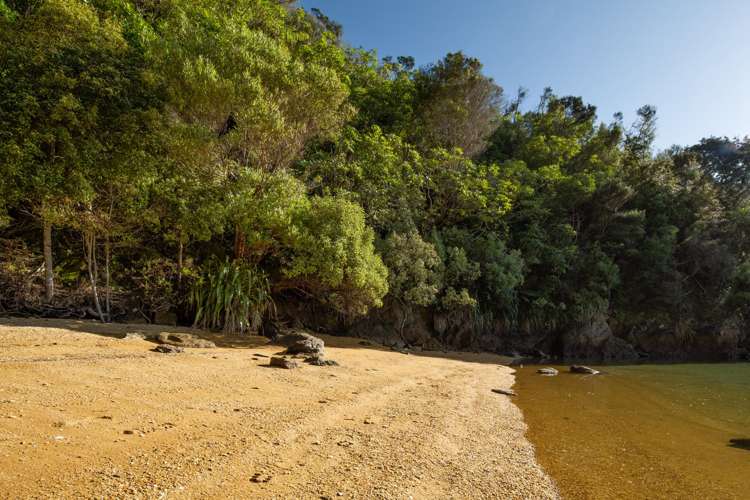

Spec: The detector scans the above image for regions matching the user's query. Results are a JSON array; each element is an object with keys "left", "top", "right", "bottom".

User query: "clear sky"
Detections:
[{"left": 300, "top": 0, "right": 750, "bottom": 150}]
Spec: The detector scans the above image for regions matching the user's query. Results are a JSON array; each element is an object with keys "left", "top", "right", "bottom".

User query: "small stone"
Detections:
[
  {"left": 123, "top": 430, "right": 135, "bottom": 435},
  {"left": 250, "top": 472, "right": 271, "bottom": 483},
  {"left": 269, "top": 357, "right": 299, "bottom": 369},
  {"left": 305, "top": 353, "right": 339, "bottom": 366},
  {"left": 491, "top": 388, "right": 516, "bottom": 396}
]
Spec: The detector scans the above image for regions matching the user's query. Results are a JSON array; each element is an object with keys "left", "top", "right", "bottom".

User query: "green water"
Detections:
[{"left": 515, "top": 363, "right": 750, "bottom": 499}]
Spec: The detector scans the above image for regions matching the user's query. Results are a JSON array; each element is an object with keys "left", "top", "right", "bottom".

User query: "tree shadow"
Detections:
[
  {"left": 728, "top": 438, "right": 750, "bottom": 450},
  {"left": 0, "top": 317, "right": 519, "bottom": 366}
]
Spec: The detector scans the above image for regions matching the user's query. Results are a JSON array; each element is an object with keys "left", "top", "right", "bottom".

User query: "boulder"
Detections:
[
  {"left": 570, "top": 365, "right": 600, "bottom": 375},
  {"left": 537, "top": 367, "right": 559, "bottom": 376},
  {"left": 269, "top": 357, "right": 299, "bottom": 369},
  {"left": 152, "top": 344, "right": 184, "bottom": 354},
  {"left": 276, "top": 332, "right": 325, "bottom": 355},
  {"left": 156, "top": 332, "right": 216, "bottom": 349}
]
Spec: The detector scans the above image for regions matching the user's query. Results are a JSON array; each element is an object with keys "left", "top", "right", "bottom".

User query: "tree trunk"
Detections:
[
  {"left": 234, "top": 225, "right": 247, "bottom": 260},
  {"left": 104, "top": 233, "right": 111, "bottom": 322},
  {"left": 84, "top": 233, "right": 105, "bottom": 322},
  {"left": 177, "top": 236, "right": 184, "bottom": 283},
  {"left": 43, "top": 220, "right": 54, "bottom": 302}
]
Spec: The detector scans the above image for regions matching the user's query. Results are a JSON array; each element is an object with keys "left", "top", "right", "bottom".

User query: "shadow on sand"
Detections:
[
  {"left": 728, "top": 438, "right": 750, "bottom": 451},
  {"left": 0, "top": 317, "right": 515, "bottom": 366}
]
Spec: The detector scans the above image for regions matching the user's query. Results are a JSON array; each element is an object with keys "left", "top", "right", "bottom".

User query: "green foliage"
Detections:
[
  {"left": 1, "top": 0, "right": 748, "bottom": 348},
  {"left": 299, "top": 126, "right": 424, "bottom": 232},
  {"left": 413, "top": 52, "right": 502, "bottom": 157},
  {"left": 723, "top": 260, "right": 750, "bottom": 316},
  {"left": 379, "top": 231, "right": 442, "bottom": 307},
  {"left": 130, "top": 257, "right": 191, "bottom": 318},
  {"left": 228, "top": 170, "right": 388, "bottom": 316},
  {"left": 151, "top": 0, "right": 352, "bottom": 171},
  {"left": 191, "top": 258, "right": 273, "bottom": 334},
  {"left": 284, "top": 196, "right": 389, "bottom": 316}
]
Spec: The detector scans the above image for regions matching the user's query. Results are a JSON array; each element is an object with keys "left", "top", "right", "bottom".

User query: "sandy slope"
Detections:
[{"left": 0, "top": 318, "right": 557, "bottom": 499}]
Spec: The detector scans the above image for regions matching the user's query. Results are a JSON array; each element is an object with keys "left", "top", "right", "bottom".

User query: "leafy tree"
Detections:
[
  {"left": 414, "top": 52, "right": 503, "bottom": 157},
  {"left": 379, "top": 231, "right": 442, "bottom": 307},
  {"left": 298, "top": 126, "right": 425, "bottom": 233}
]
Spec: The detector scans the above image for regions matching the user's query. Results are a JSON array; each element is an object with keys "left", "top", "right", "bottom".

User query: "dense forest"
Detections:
[{"left": 2, "top": 0, "right": 749, "bottom": 361}]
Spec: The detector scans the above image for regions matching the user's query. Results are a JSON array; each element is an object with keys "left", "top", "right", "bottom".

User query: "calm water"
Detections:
[{"left": 515, "top": 364, "right": 750, "bottom": 499}]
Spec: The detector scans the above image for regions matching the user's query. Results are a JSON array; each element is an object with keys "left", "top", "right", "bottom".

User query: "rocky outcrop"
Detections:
[
  {"left": 277, "top": 298, "right": 748, "bottom": 362},
  {"left": 562, "top": 316, "right": 638, "bottom": 363}
]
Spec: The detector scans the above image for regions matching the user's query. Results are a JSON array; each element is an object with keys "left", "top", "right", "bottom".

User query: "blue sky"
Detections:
[{"left": 300, "top": 0, "right": 750, "bottom": 150}]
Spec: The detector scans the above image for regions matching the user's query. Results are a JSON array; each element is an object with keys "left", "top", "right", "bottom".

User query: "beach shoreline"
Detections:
[{"left": 0, "top": 318, "right": 558, "bottom": 499}]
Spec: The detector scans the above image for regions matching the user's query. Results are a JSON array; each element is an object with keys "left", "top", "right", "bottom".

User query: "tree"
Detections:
[
  {"left": 0, "top": 0, "right": 161, "bottom": 309},
  {"left": 413, "top": 52, "right": 503, "bottom": 157}
]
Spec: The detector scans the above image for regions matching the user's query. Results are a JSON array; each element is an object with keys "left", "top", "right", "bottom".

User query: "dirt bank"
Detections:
[{"left": 0, "top": 318, "right": 557, "bottom": 499}]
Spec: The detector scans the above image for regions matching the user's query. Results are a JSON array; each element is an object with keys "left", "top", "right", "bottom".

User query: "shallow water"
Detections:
[{"left": 515, "top": 363, "right": 750, "bottom": 499}]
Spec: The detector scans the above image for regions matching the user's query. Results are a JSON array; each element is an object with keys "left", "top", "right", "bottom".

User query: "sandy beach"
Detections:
[{"left": 0, "top": 318, "right": 557, "bottom": 499}]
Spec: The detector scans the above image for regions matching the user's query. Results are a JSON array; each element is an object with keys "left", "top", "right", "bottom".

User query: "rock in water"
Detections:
[
  {"left": 276, "top": 332, "right": 324, "bottom": 355},
  {"left": 152, "top": 344, "right": 184, "bottom": 354},
  {"left": 537, "top": 367, "right": 559, "bottom": 376},
  {"left": 269, "top": 357, "right": 299, "bottom": 369},
  {"left": 491, "top": 388, "right": 516, "bottom": 396},
  {"left": 570, "top": 365, "right": 600, "bottom": 375},
  {"left": 156, "top": 332, "right": 216, "bottom": 349}
]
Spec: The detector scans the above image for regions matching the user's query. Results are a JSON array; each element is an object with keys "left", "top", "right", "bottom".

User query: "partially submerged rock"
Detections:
[
  {"left": 276, "top": 332, "right": 324, "bottom": 355},
  {"left": 537, "top": 367, "right": 559, "bottom": 376},
  {"left": 157, "top": 332, "right": 216, "bottom": 349},
  {"left": 152, "top": 344, "right": 184, "bottom": 354},
  {"left": 269, "top": 357, "right": 299, "bottom": 369},
  {"left": 570, "top": 365, "right": 600, "bottom": 375},
  {"left": 491, "top": 388, "right": 516, "bottom": 396}
]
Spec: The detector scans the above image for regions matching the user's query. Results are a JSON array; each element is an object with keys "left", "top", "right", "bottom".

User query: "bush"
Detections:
[{"left": 190, "top": 258, "right": 273, "bottom": 334}]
